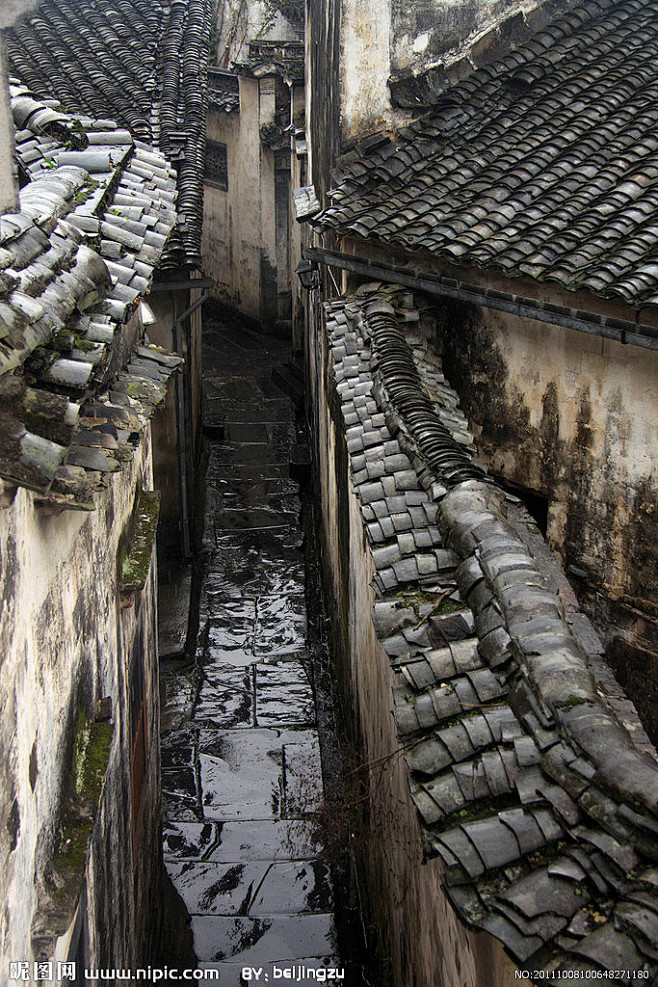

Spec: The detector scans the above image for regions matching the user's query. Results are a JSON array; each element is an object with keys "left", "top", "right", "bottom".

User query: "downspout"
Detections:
[
  {"left": 173, "top": 290, "right": 209, "bottom": 559},
  {"left": 305, "top": 246, "right": 658, "bottom": 352}
]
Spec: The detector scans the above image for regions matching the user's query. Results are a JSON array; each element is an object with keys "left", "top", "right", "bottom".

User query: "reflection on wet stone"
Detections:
[
  {"left": 162, "top": 317, "right": 337, "bottom": 970},
  {"left": 192, "top": 915, "right": 336, "bottom": 964},
  {"left": 255, "top": 662, "right": 314, "bottom": 726},
  {"left": 196, "top": 664, "right": 254, "bottom": 727}
]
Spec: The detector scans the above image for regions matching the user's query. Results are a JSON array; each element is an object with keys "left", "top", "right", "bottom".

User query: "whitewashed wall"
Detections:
[{"left": 0, "top": 432, "right": 161, "bottom": 977}]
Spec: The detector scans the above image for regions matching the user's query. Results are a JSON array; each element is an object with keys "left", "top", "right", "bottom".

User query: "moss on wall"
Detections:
[
  {"left": 118, "top": 488, "right": 161, "bottom": 592},
  {"left": 39, "top": 707, "right": 113, "bottom": 941}
]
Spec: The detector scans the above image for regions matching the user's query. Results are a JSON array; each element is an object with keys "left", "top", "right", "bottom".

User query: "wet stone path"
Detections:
[{"left": 161, "top": 316, "right": 338, "bottom": 984}]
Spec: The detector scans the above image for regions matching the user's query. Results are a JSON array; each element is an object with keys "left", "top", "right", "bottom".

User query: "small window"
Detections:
[{"left": 205, "top": 139, "right": 228, "bottom": 191}]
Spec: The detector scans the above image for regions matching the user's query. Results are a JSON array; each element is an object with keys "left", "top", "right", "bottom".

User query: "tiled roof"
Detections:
[
  {"left": 5, "top": 0, "right": 211, "bottom": 267},
  {"left": 293, "top": 186, "right": 320, "bottom": 222},
  {"left": 325, "top": 283, "right": 658, "bottom": 979},
  {"left": 315, "top": 0, "right": 658, "bottom": 308},
  {"left": 0, "top": 85, "right": 181, "bottom": 508}
]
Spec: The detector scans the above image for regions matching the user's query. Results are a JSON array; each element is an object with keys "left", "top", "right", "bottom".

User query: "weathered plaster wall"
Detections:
[
  {"left": 0, "top": 434, "right": 161, "bottom": 974},
  {"left": 203, "top": 76, "right": 297, "bottom": 329},
  {"left": 340, "top": 0, "right": 394, "bottom": 141},
  {"left": 289, "top": 85, "right": 306, "bottom": 351},
  {"left": 390, "top": 0, "right": 569, "bottom": 76},
  {"left": 307, "top": 297, "right": 517, "bottom": 987},
  {"left": 213, "top": 0, "right": 301, "bottom": 68},
  {"left": 203, "top": 84, "right": 260, "bottom": 318},
  {"left": 0, "top": 0, "right": 41, "bottom": 29},
  {"left": 0, "top": 41, "right": 18, "bottom": 214},
  {"left": 439, "top": 301, "right": 658, "bottom": 743}
]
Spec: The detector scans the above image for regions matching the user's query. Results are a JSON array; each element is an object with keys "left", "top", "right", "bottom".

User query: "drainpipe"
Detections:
[
  {"left": 173, "top": 290, "right": 209, "bottom": 559},
  {"left": 305, "top": 246, "right": 658, "bottom": 352}
]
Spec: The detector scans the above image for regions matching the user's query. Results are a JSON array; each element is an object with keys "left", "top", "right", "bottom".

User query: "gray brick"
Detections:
[
  {"left": 347, "top": 437, "right": 364, "bottom": 454},
  {"left": 379, "top": 516, "right": 395, "bottom": 539},
  {"left": 393, "top": 558, "right": 419, "bottom": 583},
  {"left": 383, "top": 441, "right": 399, "bottom": 455},
  {"left": 364, "top": 445, "right": 385, "bottom": 463},
  {"left": 397, "top": 532, "right": 416, "bottom": 555},
  {"left": 386, "top": 495, "right": 407, "bottom": 513},
  {"left": 405, "top": 490, "right": 428, "bottom": 507},
  {"left": 382, "top": 633, "right": 411, "bottom": 657},
  {"left": 360, "top": 504, "right": 376, "bottom": 522},
  {"left": 367, "top": 521, "right": 384, "bottom": 543},
  {"left": 435, "top": 549, "right": 460, "bottom": 570},
  {"left": 351, "top": 468, "right": 369, "bottom": 486},
  {"left": 423, "top": 503, "right": 440, "bottom": 522},
  {"left": 414, "top": 529, "right": 439, "bottom": 550},
  {"left": 360, "top": 481, "right": 385, "bottom": 504},
  {"left": 418, "top": 554, "right": 439, "bottom": 575},
  {"left": 384, "top": 453, "right": 411, "bottom": 472},
  {"left": 363, "top": 430, "right": 384, "bottom": 449},
  {"left": 366, "top": 461, "right": 386, "bottom": 480},
  {"left": 392, "top": 511, "right": 413, "bottom": 532},
  {"left": 379, "top": 568, "right": 397, "bottom": 591},
  {"left": 395, "top": 470, "right": 420, "bottom": 491},
  {"left": 382, "top": 476, "right": 397, "bottom": 497},
  {"left": 372, "top": 544, "right": 403, "bottom": 569},
  {"left": 352, "top": 454, "right": 367, "bottom": 472},
  {"left": 342, "top": 366, "right": 360, "bottom": 380},
  {"left": 409, "top": 506, "right": 429, "bottom": 528}
]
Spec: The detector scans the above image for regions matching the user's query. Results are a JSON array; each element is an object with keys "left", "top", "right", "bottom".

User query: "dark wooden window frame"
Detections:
[{"left": 205, "top": 139, "right": 228, "bottom": 191}]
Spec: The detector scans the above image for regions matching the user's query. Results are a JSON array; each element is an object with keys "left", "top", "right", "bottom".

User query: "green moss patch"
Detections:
[
  {"left": 119, "top": 488, "right": 161, "bottom": 592},
  {"left": 46, "top": 709, "right": 114, "bottom": 933}
]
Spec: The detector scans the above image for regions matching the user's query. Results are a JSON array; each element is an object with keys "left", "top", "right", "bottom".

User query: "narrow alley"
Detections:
[{"left": 160, "top": 310, "right": 353, "bottom": 983}]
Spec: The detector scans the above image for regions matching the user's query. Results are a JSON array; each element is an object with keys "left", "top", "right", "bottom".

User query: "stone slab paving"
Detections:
[{"left": 162, "top": 318, "right": 338, "bottom": 984}]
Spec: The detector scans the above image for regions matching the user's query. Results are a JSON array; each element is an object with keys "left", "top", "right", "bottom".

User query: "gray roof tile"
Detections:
[
  {"left": 315, "top": 0, "right": 658, "bottom": 310},
  {"left": 6, "top": 0, "right": 210, "bottom": 266},
  {"left": 324, "top": 283, "right": 658, "bottom": 978},
  {"left": 1, "top": 86, "right": 182, "bottom": 505}
]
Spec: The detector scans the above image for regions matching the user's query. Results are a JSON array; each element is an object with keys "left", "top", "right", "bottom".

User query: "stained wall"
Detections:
[
  {"left": 314, "top": 0, "right": 580, "bottom": 143},
  {"left": 203, "top": 75, "right": 297, "bottom": 329},
  {"left": 0, "top": 433, "right": 162, "bottom": 975},
  {"left": 438, "top": 300, "right": 658, "bottom": 743}
]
